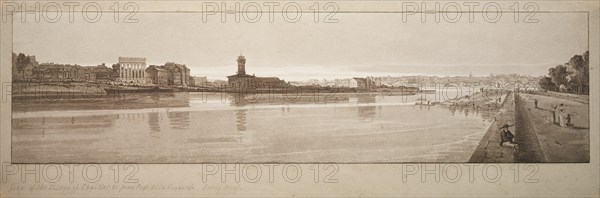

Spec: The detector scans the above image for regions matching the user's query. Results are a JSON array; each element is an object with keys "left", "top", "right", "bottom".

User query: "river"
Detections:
[{"left": 12, "top": 90, "right": 497, "bottom": 163}]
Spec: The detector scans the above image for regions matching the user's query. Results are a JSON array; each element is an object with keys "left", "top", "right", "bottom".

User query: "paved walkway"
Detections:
[
  {"left": 469, "top": 92, "right": 516, "bottom": 162},
  {"left": 470, "top": 91, "right": 588, "bottom": 163},
  {"left": 518, "top": 93, "right": 589, "bottom": 162}
]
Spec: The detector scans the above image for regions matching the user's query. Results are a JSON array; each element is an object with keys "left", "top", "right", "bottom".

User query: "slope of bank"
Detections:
[
  {"left": 469, "top": 91, "right": 516, "bottom": 162},
  {"left": 514, "top": 93, "right": 547, "bottom": 162}
]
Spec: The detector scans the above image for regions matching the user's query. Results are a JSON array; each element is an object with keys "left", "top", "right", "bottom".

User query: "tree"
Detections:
[
  {"left": 563, "top": 53, "right": 590, "bottom": 94},
  {"left": 582, "top": 51, "right": 590, "bottom": 94},
  {"left": 538, "top": 76, "right": 556, "bottom": 91},
  {"left": 542, "top": 51, "right": 590, "bottom": 94},
  {"left": 549, "top": 65, "right": 569, "bottom": 89}
]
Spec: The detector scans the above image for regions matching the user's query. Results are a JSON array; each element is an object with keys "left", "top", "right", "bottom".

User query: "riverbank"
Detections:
[
  {"left": 469, "top": 91, "right": 516, "bottom": 162},
  {"left": 469, "top": 91, "right": 589, "bottom": 163},
  {"left": 517, "top": 92, "right": 589, "bottom": 162},
  {"left": 436, "top": 88, "right": 508, "bottom": 114},
  {"left": 10, "top": 82, "right": 420, "bottom": 99}
]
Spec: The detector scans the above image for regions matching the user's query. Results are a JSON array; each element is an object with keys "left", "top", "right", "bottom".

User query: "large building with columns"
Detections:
[{"left": 117, "top": 57, "right": 147, "bottom": 84}]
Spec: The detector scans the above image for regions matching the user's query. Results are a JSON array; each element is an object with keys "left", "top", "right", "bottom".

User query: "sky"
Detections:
[{"left": 12, "top": 11, "right": 588, "bottom": 81}]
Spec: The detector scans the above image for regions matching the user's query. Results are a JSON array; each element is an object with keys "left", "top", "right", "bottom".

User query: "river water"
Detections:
[{"left": 12, "top": 90, "right": 497, "bottom": 163}]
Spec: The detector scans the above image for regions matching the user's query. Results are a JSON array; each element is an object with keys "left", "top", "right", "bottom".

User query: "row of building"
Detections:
[
  {"left": 12, "top": 53, "right": 208, "bottom": 87},
  {"left": 289, "top": 76, "right": 381, "bottom": 89},
  {"left": 289, "top": 73, "right": 542, "bottom": 89}
]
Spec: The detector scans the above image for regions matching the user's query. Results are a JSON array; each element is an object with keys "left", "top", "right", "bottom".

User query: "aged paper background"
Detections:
[{"left": 1, "top": 0, "right": 599, "bottom": 197}]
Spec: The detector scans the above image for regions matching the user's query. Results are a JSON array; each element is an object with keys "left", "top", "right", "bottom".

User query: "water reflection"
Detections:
[
  {"left": 13, "top": 91, "right": 499, "bottom": 163},
  {"left": 235, "top": 109, "right": 248, "bottom": 132},
  {"left": 449, "top": 105, "right": 457, "bottom": 116},
  {"left": 167, "top": 111, "right": 190, "bottom": 130},
  {"left": 147, "top": 112, "right": 161, "bottom": 137},
  {"left": 231, "top": 94, "right": 250, "bottom": 132},
  {"left": 13, "top": 115, "right": 117, "bottom": 135},
  {"left": 440, "top": 102, "right": 501, "bottom": 121},
  {"left": 229, "top": 93, "right": 256, "bottom": 144},
  {"left": 356, "top": 95, "right": 378, "bottom": 121}
]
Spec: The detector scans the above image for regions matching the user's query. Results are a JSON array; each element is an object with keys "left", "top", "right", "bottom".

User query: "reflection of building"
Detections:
[
  {"left": 231, "top": 94, "right": 249, "bottom": 132},
  {"left": 167, "top": 111, "right": 190, "bottom": 130},
  {"left": 357, "top": 95, "right": 377, "bottom": 120},
  {"left": 116, "top": 57, "right": 147, "bottom": 84},
  {"left": 230, "top": 95, "right": 254, "bottom": 145},
  {"left": 13, "top": 115, "right": 117, "bottom": 136},
  {"left": 235, "top": 108, "right": 248, "bottom": 132},
  {"left": 227, "top": 55, "right": 287, "bottom": 91},
  {"left": 147, "top": 112, "right": 161, "bottom": 136}
]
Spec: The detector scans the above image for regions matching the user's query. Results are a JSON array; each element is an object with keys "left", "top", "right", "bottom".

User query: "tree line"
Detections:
[{"left": 538, "top": 51, "right": 589, "bottom": 95}]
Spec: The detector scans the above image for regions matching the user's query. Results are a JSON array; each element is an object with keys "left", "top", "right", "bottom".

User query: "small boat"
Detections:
[{"left": 104, "top": 86, "right": 174, "bottom": 94}]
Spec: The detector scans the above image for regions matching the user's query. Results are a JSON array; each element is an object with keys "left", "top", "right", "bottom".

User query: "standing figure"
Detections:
[
  {"left": 559, "top": 104, "right": 566, "bottom": 127},
  {"left": 551, "top": 105, "right": 557, "bottom": 124},
  {"left": 534, "top": 99, "right": 538, "bottom": 108}
]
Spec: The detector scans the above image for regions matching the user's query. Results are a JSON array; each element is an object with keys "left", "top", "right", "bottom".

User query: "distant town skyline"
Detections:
[{"left": 13, "top": 12, "right": 587, "bottom": 81}]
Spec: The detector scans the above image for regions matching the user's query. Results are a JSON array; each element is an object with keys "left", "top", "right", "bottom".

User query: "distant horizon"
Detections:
[
  {"left": 13, "top": 12, "right": 587, "bottom": 81},
  {"left": 12, "top": 50, "right": 576, "bottom": 81}
]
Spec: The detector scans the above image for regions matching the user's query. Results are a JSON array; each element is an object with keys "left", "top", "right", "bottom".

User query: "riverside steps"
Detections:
[{"left": 469, "top": 91, "right": 517, "bottom": 162}]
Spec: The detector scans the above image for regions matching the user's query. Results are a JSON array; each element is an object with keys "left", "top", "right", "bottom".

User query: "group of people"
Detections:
[
  {"left": 498, "top": 97, "right": 572, "bottom": 154},
  {"left": 551, "top": 103, "right": 570, "bottom": 128},
  {"left": 535, "top": 99, "right": 570, "bottom": 127}
]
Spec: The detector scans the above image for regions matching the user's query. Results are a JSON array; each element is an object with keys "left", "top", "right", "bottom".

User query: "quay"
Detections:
[
  {"left": 469, "top": 90, "right": 589, "bottom": 163},
  {"left": 469, "top": 91, "right": 517, "bottom": 162}
]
